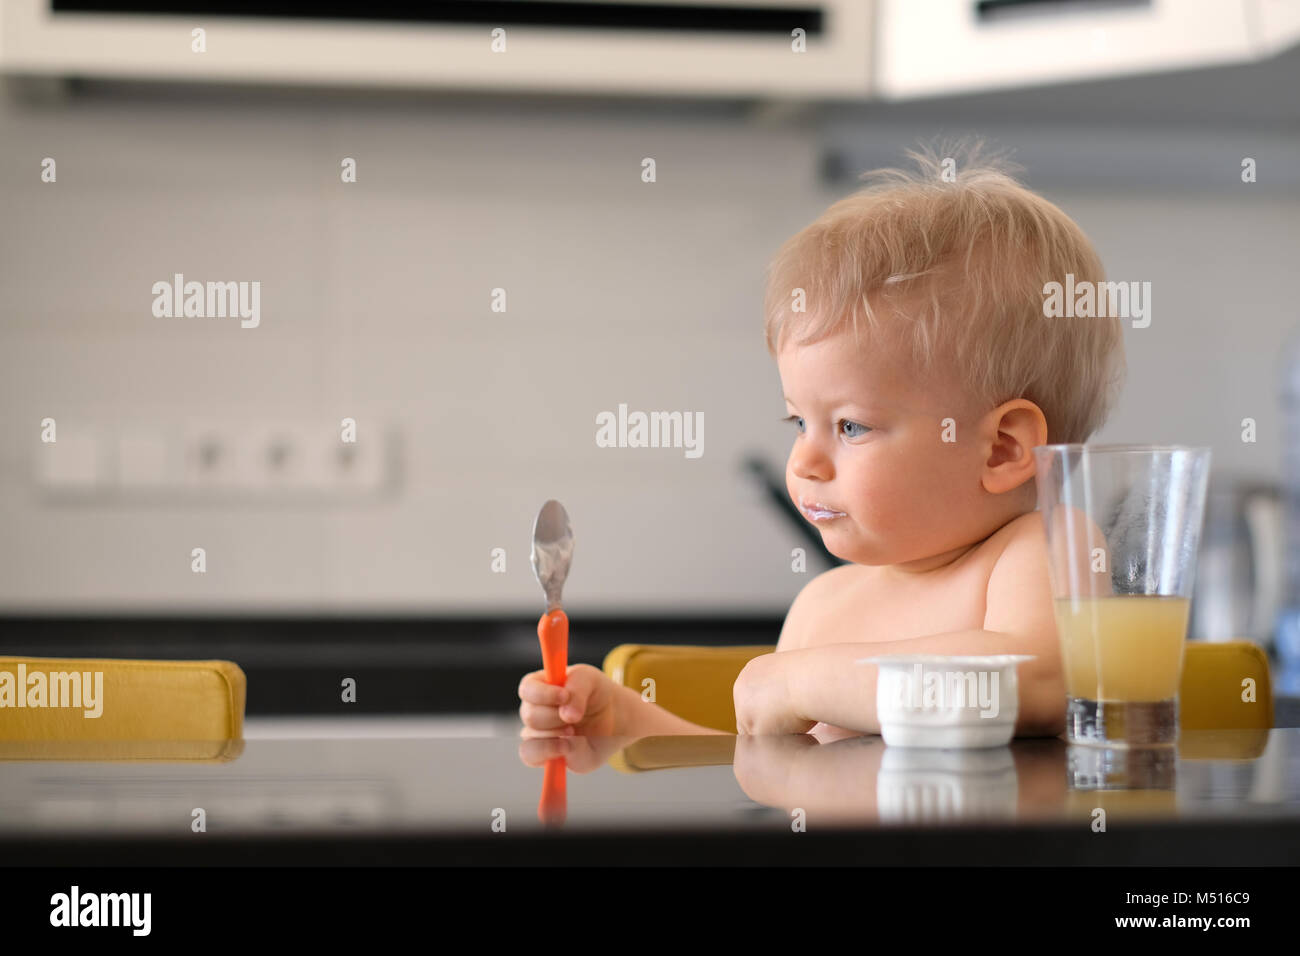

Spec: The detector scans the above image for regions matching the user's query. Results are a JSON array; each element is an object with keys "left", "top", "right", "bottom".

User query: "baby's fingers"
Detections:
[
  {"left": 518, "top": 735, "right": 572, "bottom": 765},
  {"left": 520, "top": 721, "right": 577, "bottom": 742},
  {"left": 518, "top": 699, "right": 578, "bottom": 733},
  {"left": 517, "top": 670, "right": 570, "bottom": 707}
]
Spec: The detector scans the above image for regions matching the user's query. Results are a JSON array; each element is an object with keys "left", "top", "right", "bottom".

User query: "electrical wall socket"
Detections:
[{"left": 36, "top": 421, "right": 393, "bottom": 502}]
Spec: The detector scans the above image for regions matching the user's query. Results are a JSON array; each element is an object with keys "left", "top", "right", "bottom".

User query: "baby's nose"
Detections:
[{"left": 790, "top": 442, "right": 833, "bottom": 479}]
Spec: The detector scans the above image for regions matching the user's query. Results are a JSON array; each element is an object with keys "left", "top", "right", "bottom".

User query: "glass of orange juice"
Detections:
[{"left": 1033, "top": 445, "right": 1212, "bottom": 747}]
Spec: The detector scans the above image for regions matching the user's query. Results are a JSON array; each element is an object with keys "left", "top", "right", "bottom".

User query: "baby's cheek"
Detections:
[{"left": 854, "top": 487, "right": 907, "bottom": 534}]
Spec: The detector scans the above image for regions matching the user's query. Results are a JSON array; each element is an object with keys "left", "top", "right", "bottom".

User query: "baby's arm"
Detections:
[
  {"left": 602, "top": 571, "right": 835, "bottom": 737},
  {"left": 755, "top": 521, "right": 1065, "bottom": 737},
  {"left": 773, "top": 566, "right": 860, "bottom": 738},
  {"left": 613, "top": 682, "right": 732, "bottom": 736}
]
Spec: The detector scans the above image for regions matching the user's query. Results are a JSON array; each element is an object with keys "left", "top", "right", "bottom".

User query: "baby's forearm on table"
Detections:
[
  {"left": 613, "top": 683, "right": 732, "bottom": 736},
  {"left": 783, "top": 630, "right": 1061, "bottom": 735}
]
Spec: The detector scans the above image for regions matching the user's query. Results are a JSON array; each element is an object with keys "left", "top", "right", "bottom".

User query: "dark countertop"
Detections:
[
  {"left": 4, "top": 616, "right": 1299, "bottom": 726},
  {"left": 3, "top": 726, "right": 1299, "bottom": 865}
]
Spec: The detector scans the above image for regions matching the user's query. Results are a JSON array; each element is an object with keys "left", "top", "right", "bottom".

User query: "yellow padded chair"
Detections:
[
  {"left": 0, "top": 657, "right": 246, "bottom": 762},
  {"left": 603, "top": 640, "right": 1274, "bottom": 735}
]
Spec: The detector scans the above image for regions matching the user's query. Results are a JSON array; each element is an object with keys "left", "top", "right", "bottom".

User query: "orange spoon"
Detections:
[
  {"left": 538, "top": 608, "right": 569, "bottom": 687},
  {"left": 537, "top": 610, "right": 568, "bottom": 826},
  {"left": 531, "top": 500, "right": 573, "bottom": 826}
]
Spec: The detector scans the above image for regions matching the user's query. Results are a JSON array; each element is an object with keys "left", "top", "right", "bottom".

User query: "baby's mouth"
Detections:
[{"left": 799, "top": 499, "right": 847, "bottom": 522}]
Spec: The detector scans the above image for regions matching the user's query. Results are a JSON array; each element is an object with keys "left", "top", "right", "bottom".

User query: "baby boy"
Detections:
[{"left": 518, "top": 145, "right": 1126, "bottom": 741}]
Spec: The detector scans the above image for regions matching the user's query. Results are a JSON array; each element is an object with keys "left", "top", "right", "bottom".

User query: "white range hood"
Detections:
[
  {"left": 875, "top": 0, "right": 1300, "bottom": 99},
  {"left": 0, "top": 0, "right": 1297, "bottom": 100}
]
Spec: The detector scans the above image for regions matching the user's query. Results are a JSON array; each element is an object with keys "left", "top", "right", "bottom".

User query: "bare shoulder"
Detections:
[
  {"left": 985, "top": 510, "right": 1046, "bottom": 555},
  {"left": 984, "top": 512, "right": 1050, "bottom": 595},
  {"left": 776, "top": 562, "right": 867, "bottom": 653},
  {"left": 984, "top": 511, "right": 1055, "bottom": 631}
]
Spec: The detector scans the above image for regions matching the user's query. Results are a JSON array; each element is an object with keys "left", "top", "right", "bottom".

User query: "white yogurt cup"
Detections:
[{"left": 856, "top": 654, "right": 1036, "bottom": 749}]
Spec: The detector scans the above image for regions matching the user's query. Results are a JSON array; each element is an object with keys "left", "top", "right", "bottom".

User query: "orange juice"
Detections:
[{"left": 1053, "top": 596, "right": 1190, "bottom": 701}]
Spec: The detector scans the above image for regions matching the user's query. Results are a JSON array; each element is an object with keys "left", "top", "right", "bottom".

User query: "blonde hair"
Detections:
[{"left": 762, "top": 140, "right": 1125, "bottom": 444}]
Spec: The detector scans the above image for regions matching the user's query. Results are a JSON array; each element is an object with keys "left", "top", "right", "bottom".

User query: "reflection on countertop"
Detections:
[{"left": 0, "top": 725, "right": 1293, "bottom": 837}]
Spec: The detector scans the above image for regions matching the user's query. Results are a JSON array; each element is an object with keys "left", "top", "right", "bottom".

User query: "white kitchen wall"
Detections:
[{"left": 1, "top": 78, "right": 1297, "bottom": 615}]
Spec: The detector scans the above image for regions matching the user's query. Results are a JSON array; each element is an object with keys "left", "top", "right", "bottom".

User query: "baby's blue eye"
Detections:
[{"left": 783, "top": 415, "right": 869, "bottom": 438}]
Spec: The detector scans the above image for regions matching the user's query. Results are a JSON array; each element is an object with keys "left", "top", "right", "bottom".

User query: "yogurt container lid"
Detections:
[{"left": 856, "top": 654, "right": 1036, "bottom": 667}]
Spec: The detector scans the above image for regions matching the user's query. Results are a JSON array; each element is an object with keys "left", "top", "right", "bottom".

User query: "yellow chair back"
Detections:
[
  {"left": 0, "top": 657, "right": 246, "bottom": 762},
  {"left": 603, "top": 640, "right": 1274, "bottom": 735}
]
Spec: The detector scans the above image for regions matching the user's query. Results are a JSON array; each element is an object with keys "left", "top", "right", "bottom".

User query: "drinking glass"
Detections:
[{"left": 1033, "top": 444, "right": 1212, "bottom": 746}]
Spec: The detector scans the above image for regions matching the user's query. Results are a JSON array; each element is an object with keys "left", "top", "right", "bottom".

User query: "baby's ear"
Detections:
[{"left": 981, "top": 400, "right": 1047, "bottom": 494}]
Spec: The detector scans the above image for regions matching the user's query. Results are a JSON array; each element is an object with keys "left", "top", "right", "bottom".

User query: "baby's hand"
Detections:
[{"left": 517, "top": 663, "right": 621, "bottom": 739}]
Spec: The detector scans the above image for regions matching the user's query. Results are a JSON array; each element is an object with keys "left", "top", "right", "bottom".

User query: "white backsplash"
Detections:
[{"left": 2, "top": 88, "right": 1297, "bottom": 613}]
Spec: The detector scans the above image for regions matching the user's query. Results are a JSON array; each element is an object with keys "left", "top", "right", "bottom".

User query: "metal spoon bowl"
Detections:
[{"left": 531, "top": 499, "right": 574, "bottom": 612}]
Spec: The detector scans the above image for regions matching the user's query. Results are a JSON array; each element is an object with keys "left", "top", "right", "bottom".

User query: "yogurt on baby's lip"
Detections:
[
  {"left": 856, "top": 654, "right": 1036, "bottom": 749},
  {"left": 800, "top": 502, "right": 846, "bottom": 521}
]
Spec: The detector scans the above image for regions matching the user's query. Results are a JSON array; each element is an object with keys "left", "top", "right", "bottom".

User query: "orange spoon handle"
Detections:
[
  {"left": 536, "top": 608, "right": 569, "bottom": 826},
  {"left": 537, "top": 608, "right": 569, "bottom": 687},
  {"left": 533, "top": 608, "right": 569, "bottom": 827}
]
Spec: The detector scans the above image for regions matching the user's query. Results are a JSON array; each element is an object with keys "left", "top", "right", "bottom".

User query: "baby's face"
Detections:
[{"left": 778, "top": 327, "right": 997, "bottom": 571}]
